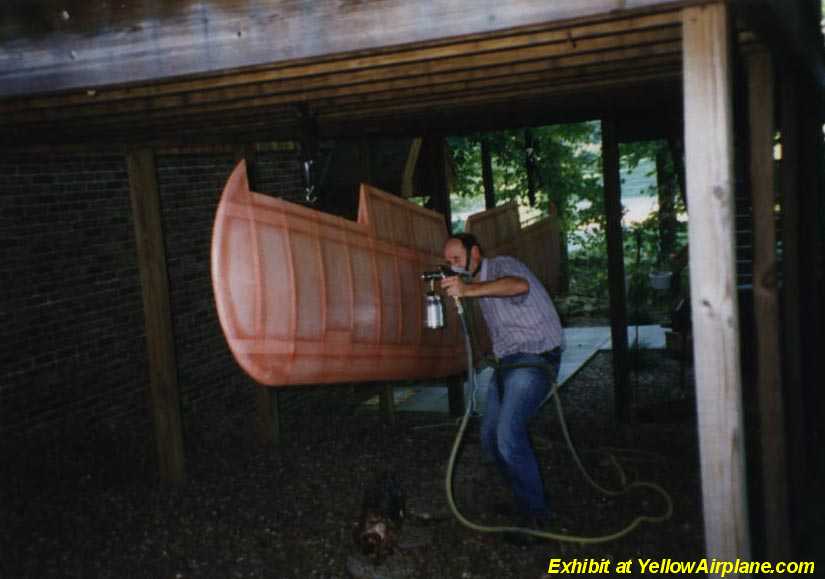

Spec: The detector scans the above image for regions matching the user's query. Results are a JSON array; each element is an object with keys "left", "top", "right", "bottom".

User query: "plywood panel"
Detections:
[{"left": 465, "top": 202, "right": 561, "bottom": 295}]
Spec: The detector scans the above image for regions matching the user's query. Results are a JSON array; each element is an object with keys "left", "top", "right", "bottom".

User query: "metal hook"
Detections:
[{"left": 303, "top": 159, "right": 317, "bottom": 203}]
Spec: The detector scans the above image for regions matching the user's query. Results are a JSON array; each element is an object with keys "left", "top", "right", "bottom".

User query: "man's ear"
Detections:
[{"left": 471, "top": 246, "right": 481, "bottom": 261}]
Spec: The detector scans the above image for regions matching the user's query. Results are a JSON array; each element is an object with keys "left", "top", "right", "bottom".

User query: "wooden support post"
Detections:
[
  {"left": 358, "top": 139, "right": 372, "bottom": 184},
  {"left": 447, "top": 375, "right": 466, "bottom": 418},
  {"left": 798, "top": 89, "right": 825, "bottom": 422},
  {"left": 255, "top": 387, "right": 282, "bottom": 446},
  {"left": 379, "top": 383, "right": 396, "bottom": 425},
  {"left": 682, "top": 3, "right": 750, "bottom": 563},
  {"left": 601, "top": 116, "right": 631, "bottom": 423},
  {"left": 746, "top": 47, "right": 790, "bottom": 560},
  {"left": 127, "top": 148, "right": 185, "bottom": 483},
  {"left": 795, "top": 72, "right": 825, "bottom": 553},
  {"left": 424, "top": 136, "right": 452, "bottom": 232},
  {"left": 481, "top": 138, "right": 496, "bottom": 210},
  {"left": 778, "top": 76, "right": 803, "bottom": 405},
  {"left": 779, "top": 69, "right": 806, "bottom": 556},
  {"left": 401, "top": 138, "right": 422, "bottom": 198}
]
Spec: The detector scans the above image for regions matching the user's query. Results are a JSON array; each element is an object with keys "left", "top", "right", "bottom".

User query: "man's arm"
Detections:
[{"left": 441, "top": 275, "right": 528, "bottom": 299}]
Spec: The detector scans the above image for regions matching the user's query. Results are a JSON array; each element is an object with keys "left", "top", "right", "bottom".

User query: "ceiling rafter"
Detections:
[
  {"left": 0, "top": 5, "right": 765, "bottom": 145},
  {"left": 2, "top": 11, "right": 682, "bottom": 112}
]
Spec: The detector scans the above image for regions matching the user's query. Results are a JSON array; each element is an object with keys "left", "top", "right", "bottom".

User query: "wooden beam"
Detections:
[
  {"left": 0, "top": 39, "right": 685, "bottom": 148},
  {"left": 323, "top": 79, "right": 679, "bottom": 139},
  {"left": 3, "top": 59, "right": 682, "bottom": 147},
  {"left": 5, "top": 28, "right": 683, "bottom": 127},
  {"left": 0, "top": 106, "right": 301, "bottom": 146},
  {"left": 778, "top": 76, "right": 804, "bottom": 553},
  {"left": 746, "top": 46, "right": 790, "bottom": 560},
  {"left": 601, "top": 116, "right": 631, "bottom": 423},
  {"left": 9, "top": 7, "right": 743, "bottom": 147},
  {"left": 0, "top": 4, "right": 696, "bottom": 99},
  {"left": 2, "top": 46, "right": 687, "bottom": 145},
  {"left": 126, "top": 148, "right": 185, "bottom": 483},
  {"left": 320, "top": 69, "right": 682, "bottom": 128},
  {"left": 33, "top": 68, "right": 681, "bottom": 148},
  {"left": 3, "top": 8, "right": 769, "bottom": 148},
  {"left": 682, "top": 2, "right": 750, "bottom": 563}
]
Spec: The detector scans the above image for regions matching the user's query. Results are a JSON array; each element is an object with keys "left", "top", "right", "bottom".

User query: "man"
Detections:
[{"left": 441, "top": 233, "right": 563, "bottom": 530}]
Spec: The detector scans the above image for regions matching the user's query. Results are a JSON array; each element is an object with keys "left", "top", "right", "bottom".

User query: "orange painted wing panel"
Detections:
[
  {"left": 519, "top": 217, "right": 561, "bottom": 296},
  {"left": 465, "top": 202, "right": 561, "bottom": 295},
  {"left": 211, "top": 161, "right": 464, "bottom": 386}
]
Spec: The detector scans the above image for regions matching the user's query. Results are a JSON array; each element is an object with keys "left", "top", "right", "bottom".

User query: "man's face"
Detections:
[
  {"left": 443, "top": 239, "right": 479, "bottom": 274},
  {"left": 443, "top": 239, "right": 467, "bottom": 271}
]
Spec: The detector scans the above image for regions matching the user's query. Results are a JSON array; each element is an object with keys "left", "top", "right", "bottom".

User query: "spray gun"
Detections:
[{"left": 420, "top": 266, "right": 464, "bottom": 329}]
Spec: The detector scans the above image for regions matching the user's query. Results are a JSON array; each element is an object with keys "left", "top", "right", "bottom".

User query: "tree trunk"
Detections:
[
  {"left": 481, "top": 137, "right": 496, "bottom": 210},
  {"left": 524, "top": 129, "right": 537, "bottom": 207},
  {"left": 655, "top": 144, "right": 678, "bottom": 266}
]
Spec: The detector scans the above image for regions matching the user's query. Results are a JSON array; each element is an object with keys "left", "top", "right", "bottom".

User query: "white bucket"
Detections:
[{"left": 649, "top": 271, "right": 672, "bottom": 290}]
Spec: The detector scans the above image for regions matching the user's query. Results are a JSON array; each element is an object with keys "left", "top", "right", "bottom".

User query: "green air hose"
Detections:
[{"left": 444, "top": 300, "right": 673, "bottom": 544}]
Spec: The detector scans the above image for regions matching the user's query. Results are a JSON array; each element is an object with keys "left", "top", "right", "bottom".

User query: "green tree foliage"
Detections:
[
  {"left": 448, "top": 125, "right": 687, "bottom": 312},
  {"left": 449, "top": 123, "right": 607, "bottom": 300},
  {"left": 448, "top": 122, "right": 604, "bottom": 231}
]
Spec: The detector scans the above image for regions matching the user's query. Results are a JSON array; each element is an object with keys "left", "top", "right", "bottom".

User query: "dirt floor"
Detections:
[{"left": 1, "top": 350, "right": 705, "bottom": 578}]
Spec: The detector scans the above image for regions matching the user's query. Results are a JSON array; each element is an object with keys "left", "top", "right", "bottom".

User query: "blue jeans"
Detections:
[{"left": 480, "top": 350, "right": 560, "bottom": 518}]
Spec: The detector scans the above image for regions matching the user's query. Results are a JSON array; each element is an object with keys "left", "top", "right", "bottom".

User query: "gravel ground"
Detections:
[{"left": 1, "top": 350, "right": 704, "bottom": 578}]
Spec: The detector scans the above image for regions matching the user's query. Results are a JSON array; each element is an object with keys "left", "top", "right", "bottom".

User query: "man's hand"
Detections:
[{"left": 440, "top": 275, "right": 468, "bottom": 298}]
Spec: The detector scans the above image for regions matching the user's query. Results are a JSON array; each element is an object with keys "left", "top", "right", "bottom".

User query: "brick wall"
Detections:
[
  {"left": 156, "top": 153, "right": 258, "bottom": 431},
  {"left": 0, "top": 145, "right": 306, "bottom": 451},
  {"left": 0, "top": 153, "right": 149, "bottom": 441},
  {"left": 254, "top": 146, "right": 304, "bottom": 198}
]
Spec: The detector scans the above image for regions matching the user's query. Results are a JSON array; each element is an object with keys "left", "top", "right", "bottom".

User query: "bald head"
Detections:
[{"left": 443, "top": 236, "right": 482, "bottom": 276}]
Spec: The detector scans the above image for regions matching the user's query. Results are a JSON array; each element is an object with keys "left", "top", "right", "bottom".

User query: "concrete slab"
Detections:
[{"left": 362, "top": 325, "right": 666, "bottom": 414}]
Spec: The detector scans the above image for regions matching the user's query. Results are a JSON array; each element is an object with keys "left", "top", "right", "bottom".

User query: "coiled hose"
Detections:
[{"left": 444, "top": 301, "right": 673, "bottom": 544}]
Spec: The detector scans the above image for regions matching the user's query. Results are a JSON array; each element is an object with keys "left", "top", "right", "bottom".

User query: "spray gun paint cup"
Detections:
[
  {"left": 421, "top": 267, "right": 451, "bottom": 329},
  {"left": 424, "top": 290, "right": 445, "bottom": 329}
]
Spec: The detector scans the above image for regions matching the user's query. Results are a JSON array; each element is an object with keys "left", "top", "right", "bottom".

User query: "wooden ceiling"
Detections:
[{"left": 0, "top": 0, "right": 811, "bottom": 146}]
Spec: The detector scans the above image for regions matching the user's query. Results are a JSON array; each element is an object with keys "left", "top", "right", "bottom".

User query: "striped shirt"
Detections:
[{"left": 477, "top": 256, "right": 563, "bottom": 358}]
